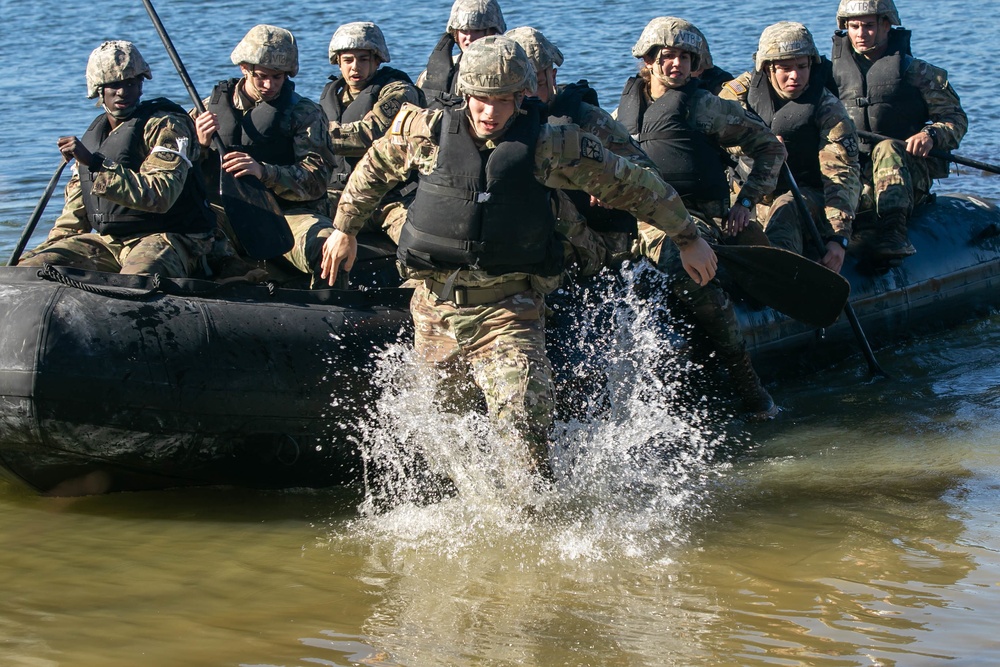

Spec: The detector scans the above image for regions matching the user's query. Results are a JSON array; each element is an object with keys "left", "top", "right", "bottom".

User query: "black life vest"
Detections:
[
  {"left": 397, "top": 103, "right": 563, "bottom": 276},
  {"left": 698, "top": 65, "right": 735, "bottom": 96},
  {"left": 421, "top": 33, "right": 462, "bottom": 109},
  {"left": 79, "top": 98, "right": 213, "bottom": 239},
  {"left": 205, "top": 78, "right": 307, "bottom": 209},
  {"left": 747, "top": 66, "right": 825, "bottom": 191},
  {"left": 545, "top": 82, "right": 637, "bottom": 236},
  {"left": 831, "top": 27, "right": 927, "bottom": 149},
  {"left": 320, "top": 67, "right": 417, "bottom": 191},
  {"left": 616, "top": 76, "right": 730, "bottom": 203}
]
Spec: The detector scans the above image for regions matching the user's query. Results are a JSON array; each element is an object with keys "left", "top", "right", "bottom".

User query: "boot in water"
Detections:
[{"left": 723, "top": 349, "right": 779, "bottom": 422}]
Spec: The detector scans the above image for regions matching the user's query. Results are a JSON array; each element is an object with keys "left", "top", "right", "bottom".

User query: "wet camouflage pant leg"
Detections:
[
  {"left": 763, "top": 187, "right": 832, "bottom": 260},
  {"left": 410, "top": 282, "right": 554, "bottom": 464},
  {"left": 18, "top": 233, "right": 122, "bottom": 272},
  {"left": 867, "top": 139, "right": 933, "bottom": 216},
  {"left": 18, "top": 231, "right": 212, "bottom": 278},
  {"left": 634, "top": 220, "right": 668, "bottom": 266},
  {"left": 283, "top": 210, "right": 333, "bottom": 284}
]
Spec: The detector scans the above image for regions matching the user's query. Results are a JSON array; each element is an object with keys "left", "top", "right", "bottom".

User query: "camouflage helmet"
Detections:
[
  {"left": 231, "top": 24, "right": 299, "bottom": 77},
  {"left": 505, "top": 26, "right": 563, "bottom": 72},
  {"left": 446, "top": 0, "right": 506, "bottom": 33},
  {"left": 456, "top": 35, "right": 536, "bottom": 97},
  {"left": 836, "top": 0, "right": 901, "bottom": 27},
  {"left": 688, "top": 23, "right": 714, "bottom": 71},
  {"left": 754, "top": 21, "right": 820, "bottom": 71},
  {"left": 328, "top": 22, "right": 391, "bottom": 64},
  {"left": 631, "top": 17, "right": 703, "bottom": 71},
  {"left": 85, "top": 40, "right": 152, "bottom": 99}
]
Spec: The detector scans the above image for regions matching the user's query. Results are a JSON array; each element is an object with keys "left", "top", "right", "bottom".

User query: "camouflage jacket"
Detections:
[
  {"left": 334, "top": 103, "right": 698, "bottom": 288},
  {"left": 48, "top": 110, "right": 197, "bottom": 241},
  {"left": 613, "top": 78, "right": 786, "bottom": 207},
  {"left": 901, "top": 58, "right": 968, "bottom": 151},
  {"left": 327, "top": 79, "right": 424, "bottom": 156},
  {"left": 722, "top": 71, "right": 861, "bottom": 233},
  {"left": 195, "top": 80, "right": 333, "bottom": 209}
]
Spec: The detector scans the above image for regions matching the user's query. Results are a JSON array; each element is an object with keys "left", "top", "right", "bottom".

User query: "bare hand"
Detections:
[
  {"left": 678, "top": 236, "right": 717, "bottom": 286},
  {"left": 221, "top": 151, "right": 264, "bottom": 179},
  {"left": 590, "top": 195, "right": 612, "bottom": 209},
  {"left": 320, "top": 229, "right": 358, "bottom": 286},
  {"left": 56, "top": 136, "right": 94, "bottom": 167},
  {"left": 724, "top": 204, "right": 751, "bottom": 236},
  {"left": 194, "top": 112, "right": 219, "bottom": 148},
  {"left": 905, "top": 131, "right": 934, "bottom": 158},
  {"left": 820, "top": 242, "right": 846, "bottom": 274}
]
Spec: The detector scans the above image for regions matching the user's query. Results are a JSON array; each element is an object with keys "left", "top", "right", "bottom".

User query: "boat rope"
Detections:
[{"left": 37, "top": 264, "right": 164, "bottom": 300}]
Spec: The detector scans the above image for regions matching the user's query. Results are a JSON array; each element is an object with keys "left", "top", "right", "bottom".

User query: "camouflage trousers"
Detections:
[
  {"left": 763, "top": 187, "right": 835, "bottom": 259},
  {"left": 283, "top": 210, "right": 333, "bottom": 284},
  {"left": 863, "top": 139, "right": 934, "bottom": 216},
  {"left": 410, "top": 281, "right": 554, "bottom": 464},
  {"left": 18, "top": 230, "right": 213, "bottom": 278},
  {"left": 635, "top": 217, "right": 746, "bottom": 357}
]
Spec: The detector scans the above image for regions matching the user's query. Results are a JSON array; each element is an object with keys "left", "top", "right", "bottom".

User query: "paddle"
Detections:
[
  {"left": 140, "top": 0, "right": 294, "bottom": 260},
  {"left": 782, "top": 163, "right": 889, "bottom": 378},
  {"left": 6, "top": 159, "right": 69, "bottom": 267},
  {"left": 712, "top": 243, "right": 849, "bottom": 329},
  {"left": 856, "top": 130, "right": 1000, "bottom": 176}
]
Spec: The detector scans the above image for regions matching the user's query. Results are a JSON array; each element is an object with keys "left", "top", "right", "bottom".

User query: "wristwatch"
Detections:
[
  {"left": 827, "top": 234, "right": 849, "bottom": 250},
  {"left": 736, "top": 196, "right": 753, "bottom": 209},
  {"left": 922, "top": 126, "right": 938, "bottom": 141}
]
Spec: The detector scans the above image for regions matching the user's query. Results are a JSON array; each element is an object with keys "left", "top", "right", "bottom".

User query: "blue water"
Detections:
[{"left": 2, "top": 1, "right": 1000, "bottom": 665}]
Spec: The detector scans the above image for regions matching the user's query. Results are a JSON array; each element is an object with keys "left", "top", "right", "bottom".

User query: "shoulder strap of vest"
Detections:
[
  {"left": 424, "top": 32, "right": 457, "bottom": 90},
  {"left": 134, "top": 97, "right": 187, "bottom": 119},
  {"left": 319, "top": 75, "right": 344, "bottom": 103},
  {"left": 375, "top": 66, "right": 415, "bottom": 86},
  {"left": 210, "top": 78, "right": 238, "bottom": 106},
  {"left": 887, "top": 27, "right": 912, "bottom": 56}
]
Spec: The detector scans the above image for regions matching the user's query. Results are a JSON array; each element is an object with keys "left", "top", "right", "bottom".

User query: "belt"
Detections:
[{"left": 425, "top": 277, "right": 532, "bottom": 306}]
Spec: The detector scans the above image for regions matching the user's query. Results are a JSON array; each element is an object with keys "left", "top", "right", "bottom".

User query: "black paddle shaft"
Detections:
[
  {"left": 856, "top": 130, "right": 1000, "bottom": 175},
  {"left": 782, "top": 163, "right": 889, "bottom": 378},
  {"left": 7, "top": 159, "right": 69, "bottom": 267}
]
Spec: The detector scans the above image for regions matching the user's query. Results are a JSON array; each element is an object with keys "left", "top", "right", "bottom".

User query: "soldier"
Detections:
[
  {"left": 721, "top": 22, "right": 861, "bottom": 274},
  {"left": 830, "top": 0, "right": 967, "bottom": 261},
  {"left": 320, "top": 22, "right": 424, "bottom": 242},
  {"left": 506, "top": 25, "right": 652, "bottom": 275},
  {"left": 19, "top": 41, "right": 214, "bottom": 277},
  {"left": 616, "top": 17, "right": 786, "bottom": 421},
  {"left": 192, "top": 24, "right": 336, "bottom": 285},
  {"left": 416, "top": 0, "right": 506, "bottom": 108},
  {"left": 320, "top": 36, "right": 717, "bottom": 478}
]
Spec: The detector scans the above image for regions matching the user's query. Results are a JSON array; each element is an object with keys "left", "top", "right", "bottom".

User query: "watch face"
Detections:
[{"left": 740, "top": 198, "right": 752, "bottom": 208}]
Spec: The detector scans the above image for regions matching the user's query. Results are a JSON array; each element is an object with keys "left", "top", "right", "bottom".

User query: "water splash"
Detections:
[{"left": 346, "top": 262, "right": 738, "bottom": 562}]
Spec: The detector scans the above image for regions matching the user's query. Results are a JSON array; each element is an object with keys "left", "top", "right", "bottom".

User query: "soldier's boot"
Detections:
[
  {"left": 871, "top": 210, "right": 916, "bottom": 260},
  {"left": 721, "top": 349, "right": 779, "bottom": 422}
]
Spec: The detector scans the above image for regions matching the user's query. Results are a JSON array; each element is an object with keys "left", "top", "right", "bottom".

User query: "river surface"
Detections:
[{"left": 2, "top": 0, "right": 1000, "bottom": 665}]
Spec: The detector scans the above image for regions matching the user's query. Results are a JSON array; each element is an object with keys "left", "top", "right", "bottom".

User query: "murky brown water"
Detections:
[{"left": 3, "top": 0, "right": 1000, "bottom": 665}]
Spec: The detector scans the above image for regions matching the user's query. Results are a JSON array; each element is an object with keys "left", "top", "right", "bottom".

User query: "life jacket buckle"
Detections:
[
  {"left": 475, "top": 192, "right": 492, "bottom": 204},
  {"left": 855, "top": 97, "right": 871, "bottom": 108}
]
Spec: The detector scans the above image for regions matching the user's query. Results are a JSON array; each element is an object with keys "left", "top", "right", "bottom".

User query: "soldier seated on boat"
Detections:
[
  {"left": 192, "top": 24, "right": 337, "bottom": 287},
  {"left": 829, "top": 0, "right": 968, "bottom": 262},
  {"left": 321, "top": 21, "right": 425, "bottom": 245},
  {"left": 615, "top": 17, "right": 786, "bottom": 421},
  {"left": 416, "top": 0, "right": 506, "bottom": 109},
  {"left": 320, "top": 36, "right": 717, "bottom": 479},
  {"left": 721, "top": 21, "right": 861, "bottom": 275},
  {"left": 18, "top": 41, "right": 215, "bottom": 277}
]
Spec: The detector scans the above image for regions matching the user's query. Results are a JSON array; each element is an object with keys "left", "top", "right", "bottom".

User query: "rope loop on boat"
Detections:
[{"left": 37, "top": 264, "right": 165, "bottom": 300}]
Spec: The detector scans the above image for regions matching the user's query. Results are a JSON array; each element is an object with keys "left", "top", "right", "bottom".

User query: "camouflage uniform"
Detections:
[
  {"left": 721, "top": 75, "right": 860, "bottom": 256},
  {"left": 193, "top": 25, "right": 335, "bottom": 284},
  {"left": 830, "top": 0, "right": 967, "bottom": 258},
  {"left": 334, "top": 94, "right": 700, "bottom": 466},
  {"left": 20, "top": 41, "right": 212, "bottom": 277},
  {"left": 323, "top": 22, "right": 424, "bottom": 241}
]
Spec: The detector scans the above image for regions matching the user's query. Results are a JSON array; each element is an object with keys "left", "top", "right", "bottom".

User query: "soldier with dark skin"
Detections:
[
  {"left": 722, "top": 22, "right": 861, "bottom": 274},
  {"left": 192, "top": 25, "right": 336, "bottom": 286},
  {"left": 416, "top": 0, "right": 506, "bottom": 109},
  {"left": 321, "top": 36, "right": 716, "bottom": 479},
  {"left": 321, "top": 22, "right": 424, "bottom": 241},
  {"left": 615, "top": 17, "right": 785, "bottom": 421},
  {"left": 19, "top": 41, "right": 214, "bottom": 277},
  {"left": 830, "top": 0, "right": 967, "bottom": 261}
]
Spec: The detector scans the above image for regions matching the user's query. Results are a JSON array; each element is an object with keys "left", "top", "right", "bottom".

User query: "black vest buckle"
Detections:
[{"left": 855, "top": 97, "right": 871, "bottom": 108}]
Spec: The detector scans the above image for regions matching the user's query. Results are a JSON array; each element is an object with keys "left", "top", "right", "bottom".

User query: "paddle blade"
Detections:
[
  {"left": 714, "top": 244, "right": 850, "bottom": 328},
  {"left": 220, "top": 171, "right": 295, "bottom": 260}
]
